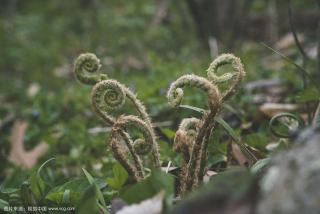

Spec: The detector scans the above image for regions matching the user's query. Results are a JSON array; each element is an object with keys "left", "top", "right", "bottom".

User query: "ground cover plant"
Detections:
[{"left": 0, "top": 1, "right": 320, "bottom": 214}]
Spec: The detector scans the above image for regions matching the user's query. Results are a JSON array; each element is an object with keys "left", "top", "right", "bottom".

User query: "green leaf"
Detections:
[
  {"left": 46, "top": 178, "right": 97, "bottom": 204},
  {"left": 120, "top": 170, "right": 174, "bottom": 204},
  {"left": 160, "top": 128, "right": 175, "bottom": 139},
  {"left": 20, "top": 181, "right": 37, "bottom": 206},
  {"left": 243, "top": 133, "right": 268, "bottom": 151},
  {"left": 179, "top": 105, "right": 205, "bottom": 114},
  {"left": 77, "top": 184, "right": 100, "bottom": 214},
  {"left": 250, "top": 158, "right": 270, "bottom": 174},
  {"left": 296, "top": 86, "right": 320, "bottom": 102},
  {"left": 207, "top": 154, "right": 226, "bottom": 166},
  {"left": 0, "top": 199, "right": 9, "bottom": 210},
  {"left": 28, "top": 173, "right": 45, "bottom": 201},
  {"left": 0, "top": 185, "right": 19, "bottom": 195},
  {"left": 215, "top": 116, "right": 239, "bottom": 141},
  {"left": 62, "top": 189, "right": 70, "bottom": 204},
  {"left": 28, "top": 158, "right": 56, "bottom": 201},
  {"left": 46, "top": 178, "right": 103, "bottom": 205},
  {"left": 215, "top": 116, "right": 257, "bottom": 163},
  {"left": 106, "top": 163, "right": 128, "bottom": 190},
  {"left": 37, "top": 158, "right": 56, "bottom": 178},
  {"left": 82, "top": 168, "right": 107, "bottom": 209}
]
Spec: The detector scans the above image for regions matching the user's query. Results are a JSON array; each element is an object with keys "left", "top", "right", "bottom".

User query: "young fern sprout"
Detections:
[
  {"left": 74, "top": 53, "right": 107, "bottom": 85},
  {"left": 167, "top": 53, "right": 245, "bottom": 196},
  {"left": 207, "top": 53, "right": 245, "bottom": 102},
  {"left": 173, "top": 117, "right": 202, "bottom": 197},
  {"left": 74, "top": 53, "right": 160, "bottom": 181}
]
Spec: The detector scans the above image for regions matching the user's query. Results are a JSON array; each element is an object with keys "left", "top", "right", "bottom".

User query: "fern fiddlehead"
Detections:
[
  {"left": 173, "top": 117, "right": 202, "bottom": 197},
  {"left": 74, "top": 53, "right": 160, "bottom": 181},
  {"left": 167, "top": 53, "right": 245, "bottom": 196},
  {"left": 74, "top": 53, "right": 107, "bottom": 85},
  {"left": 207, "top": 53, "right": 245, "bottom": 101},
  {"left": 198, "top": 53, "right": 245, "bottom": 183},
  {"left": 167, "top": 74, "right": 221, "bottom": 195}
]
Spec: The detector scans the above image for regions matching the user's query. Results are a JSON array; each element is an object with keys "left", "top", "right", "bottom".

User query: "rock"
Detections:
[{"left": 258, "top": 127, "right": 320, "bottom": 214}]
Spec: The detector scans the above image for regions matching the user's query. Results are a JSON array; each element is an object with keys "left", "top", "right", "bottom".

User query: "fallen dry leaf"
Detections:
[
  {"left": 275, "top": 33, "right": 304, "bottom": 50},
  {"left": 8, "top": 120, "right": 48, "bottom": 169},
  {"left": 227, "top": 142, "right": 248, "bottom": 166},
  {"left": 259, "top": 103, "right": 298, "bottom": 118}
]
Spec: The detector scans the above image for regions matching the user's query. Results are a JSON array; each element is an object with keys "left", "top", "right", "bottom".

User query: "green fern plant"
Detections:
[{"left": 73, "top": 53, "right": 245, "bottom": 197}]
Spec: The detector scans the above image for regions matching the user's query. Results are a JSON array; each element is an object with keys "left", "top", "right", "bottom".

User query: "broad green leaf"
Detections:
[
  {"left": 106, "top": 163, "right": 128, "bottom": 190},
  {"left": 120, "top": 170, "right": 174, "bottom": 204},
  {"left": 243, "top": 133, "right": 268, "bottom": 151}
]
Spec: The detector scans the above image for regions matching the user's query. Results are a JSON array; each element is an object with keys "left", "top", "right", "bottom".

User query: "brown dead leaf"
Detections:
[
  {"left": 9, "top": 120, "right": 48, "bottom": 169},
  {"left": 275, "top": 33, "right": 304, "bottom": 50},
  {"left": 227, "top": 142, "right": 248, "bottom": 166},
  {"left": 259, "top": 103, "right": 298, "bottom": 118}
]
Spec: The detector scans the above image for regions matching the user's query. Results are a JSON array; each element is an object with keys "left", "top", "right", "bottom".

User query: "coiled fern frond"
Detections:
[
  {"left": 74, "top": 53, "right": 160, "bottom": 181},
  {"left": 167, "top": 53, "right": 245, "bottom": 196}
]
